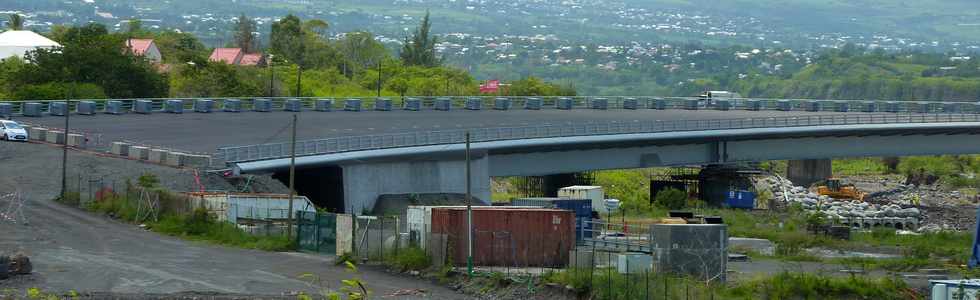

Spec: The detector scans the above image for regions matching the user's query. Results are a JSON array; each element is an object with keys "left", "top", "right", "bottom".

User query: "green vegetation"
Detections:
[
  {"left": 400, "top": 11, "right": 440, "bottom": 67},
  {"left": 70, "top": 173, "right": 294, "bottom": 252},
  {"left": 384, "top": 247, "right": 431, "bottom": 272},
  {"left": 654, "top": 188, "right": 687, "bottom": 210},
  {"left": 721, "top": 272, "right": 913, "bottom": 300},
  {"left": 0, "top": 12, "right": 574, "bottom": 101},
  {"left": 8, "top": 23, "right": 168, "bottom": 99},
  {"left": 151, "top": 209, "right": 293, "bottom": 251},
  {"left": 544, "top": 267, "right": 913, "bottom": 300}
]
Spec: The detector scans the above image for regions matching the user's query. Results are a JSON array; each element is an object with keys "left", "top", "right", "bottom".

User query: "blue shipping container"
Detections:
[
  {"left": 725, "top": 191, "right": 755, "bottom": 209},
  {"left": 510, "top": 198, "right": 593, "bottom": 242}
]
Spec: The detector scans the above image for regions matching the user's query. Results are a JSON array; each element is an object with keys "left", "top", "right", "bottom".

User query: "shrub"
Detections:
[
  {"left": 654, "top": 188, "right": 687, "bottom": 210},
  {"left": 385, "top": 247, "right": 431, "bottom": 271}
]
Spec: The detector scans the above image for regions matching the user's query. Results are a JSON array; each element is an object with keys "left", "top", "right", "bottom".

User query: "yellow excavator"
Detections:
[{"left": 816, "top": 178, "right": 867, "bottom": 201}]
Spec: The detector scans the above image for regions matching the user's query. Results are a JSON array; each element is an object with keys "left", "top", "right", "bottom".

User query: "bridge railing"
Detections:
[
  {"left": 3, "top": 96, "right": 980, "bottom": 117},
  {"left": 214, "top": 113, "right": 980, "bottom": 164}
]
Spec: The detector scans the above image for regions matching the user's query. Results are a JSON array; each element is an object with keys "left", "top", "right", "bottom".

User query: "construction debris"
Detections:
[{"left": 765, "top": 176, "right": 922, "bottom": 229}]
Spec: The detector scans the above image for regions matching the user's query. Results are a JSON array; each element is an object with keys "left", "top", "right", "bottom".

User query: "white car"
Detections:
[{"left": 0, "top": 120, "right": 28, "bottom": 141}]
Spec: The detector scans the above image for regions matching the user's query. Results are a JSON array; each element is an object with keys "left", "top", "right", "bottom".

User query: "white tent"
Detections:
[{"left": 0, "top": 30, "right": 61, "bottom": 59}]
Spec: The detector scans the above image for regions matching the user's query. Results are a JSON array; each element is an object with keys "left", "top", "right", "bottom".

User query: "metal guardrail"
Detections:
[
  {"left": 214, "top": 113, "right": 980, "bottom": 163},
  {"left": 2, "top": 96, "right": 980, "bottom": 117}
]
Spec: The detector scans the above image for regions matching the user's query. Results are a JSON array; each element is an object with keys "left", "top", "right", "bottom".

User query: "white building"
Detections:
[{"left": 0, "top": 30, "right": 61, "bottom": 59}]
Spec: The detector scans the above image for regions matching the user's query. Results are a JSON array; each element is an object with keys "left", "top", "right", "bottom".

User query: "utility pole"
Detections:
[
  {"left": 287, "top": 114, "right": 297, "bottom": 239},
  {"left": 60, "top": 83, "right": 74, "bottom": 202},
  {"left": 268, "top": 54, "right": 275, "bottom": 97},
  {"left": 465, "top": 131, "right": 473, "bottom": 277},
  {"left": 377, "top": 60, "right": 382, "bottom": 97},
  {"left": 296, "top": 65, "right": 302, "bottom": 97}
]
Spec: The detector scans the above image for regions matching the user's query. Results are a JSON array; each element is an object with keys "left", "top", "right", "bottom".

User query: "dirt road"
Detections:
[{"left": 0, "top": 141, "right": 467, "bottom": 299}]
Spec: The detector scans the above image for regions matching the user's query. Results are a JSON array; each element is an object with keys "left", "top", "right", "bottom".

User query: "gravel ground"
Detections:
[{"left": 0, "top": 141, "right": 469, "bottom": 299}]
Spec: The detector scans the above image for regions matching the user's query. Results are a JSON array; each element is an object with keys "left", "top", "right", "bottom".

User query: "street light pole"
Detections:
[
  {"left": 60, "top": 83, "right": 74, "bottom": 202},
  {"left": 287, "top": 114, "right": 297, "bottom": 239},
  {"left": 377, "top": 60, "right": 382, "bottom": 97},
  {"left": 465, "top": 131, "right": 473, "bottom": 277}
]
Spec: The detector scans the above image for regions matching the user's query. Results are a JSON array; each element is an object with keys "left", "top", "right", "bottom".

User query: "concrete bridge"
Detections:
[{"left": 12, "top": 96, "right": 980, "bottom": 213}]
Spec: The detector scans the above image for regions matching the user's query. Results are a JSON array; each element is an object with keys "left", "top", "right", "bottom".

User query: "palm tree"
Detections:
[{"left": 8, "top": 14, "right": 23, "bottom": 30}]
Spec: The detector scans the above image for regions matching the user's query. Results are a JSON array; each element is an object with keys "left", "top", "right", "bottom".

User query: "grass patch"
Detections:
[
  {"left": 833, "top": 158, "right": 889, "bottom": 176},
  {"left": 150, "top": 209, "right": 293, "bottom": 251},
  {"left": 721, "top": 272, "right": 914, "bottom": 300},
  {"left": 384, "top": 246, "right": 431, "bottom": 272}
]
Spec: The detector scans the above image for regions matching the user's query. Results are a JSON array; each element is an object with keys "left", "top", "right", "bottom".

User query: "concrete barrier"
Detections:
[
  {"left": 28, "top": 127, "right": 46, "bottom": 141},
  {"left": 67, "top": 134, "right": 85, "bottom": 148},
  {"left": 148, "top": 149, "right": 168, "bottom": 163},
  {"left": 110, "top": 142, "right": 130, "bottom": 156},
  {"left": 165, "top": 151, "right": 184, "bottom": 167},
  {"left": 129, "top": 146, "right": 149, "bottom": 160},
  {"left": 45, "top": 131, "right": 65, "bottom": 144}
]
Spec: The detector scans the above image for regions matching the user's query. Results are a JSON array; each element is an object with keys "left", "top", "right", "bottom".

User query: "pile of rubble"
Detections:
[
  {"left": 0, "top": 252, "right": 31, "bottom": 280},
  {"left": 765, "top": 177, "right": 922, "bottom": 229}
]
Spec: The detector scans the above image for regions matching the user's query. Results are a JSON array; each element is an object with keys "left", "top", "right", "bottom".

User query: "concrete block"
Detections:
[
  {"left": 129, "top": 146, "right": 149, "bottom": 160},
  {"left": 165, "top": 151, "right": 184, "bottom": 167},
  {"left": 434, "top": 98, "right": 452, "bottom": 111},
  {"left": 49, "top": 102, "right": 68, "bottom": 116},
  {"left": 165, "top": 100, "right": 183, "bottom": 113},
  {"left": 45, "top": 131, "right": 65, "bottom": 144},
  {"left": 133, "top": 100, "right": 153, "bottom": 114},
  {"left": 623, "top": 98, "right": 638, "bottom": 110},
  {"left": 590, "top": 98, "right": 608, "bottom": 110},
  {"left": 67, "top": 134, "right": 85, "bottom": 148},
  {"left": 28, "top": 127, "right": 46, "bottom": 141},
  {"left": 0, "top": 103, "right": 11, "bottom": 117},
  {"left": 23, "top": 102, "right": 43, "bottom": 117},
  {"left": 76, "top": 101, "right": 96, "bottom": 115},
  {"left": 194, "top": 99, "right": 215, "bottom": 113},
  {"left": 465, "top": 98, "right": 482, "bottom": 110},
  {"left": 148, "top": 149, "right": 168, "bottom": 163},
  {"left": 315, "top": 99, "right": 333, "bottom": 112},
  {"left": 106, "top": 101, "right": 124, "bottom": 114},
  {"left": 556, "top": 97, "right": 573, "bottom": 110},
  {"left": 181, "top": 153, "right": 210, "bottom": 168},
  {"left": 284, "top": 98, "right": 303, "bottom": 112},
  {"left": 223, "top": 99, "right": 241, "bottom": 112},
  {"left": 110, "top": 142, "right": 130, "bottom": 156}
]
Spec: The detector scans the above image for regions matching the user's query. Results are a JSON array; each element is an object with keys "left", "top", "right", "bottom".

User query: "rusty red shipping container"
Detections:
[{"left": 430, "top": 207, "right": 575, "bottom": 267}]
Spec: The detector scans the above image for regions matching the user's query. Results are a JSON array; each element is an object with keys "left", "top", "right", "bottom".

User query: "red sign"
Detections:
[{"left": 479, "top": 80, "right": 500, "bottom": 93}]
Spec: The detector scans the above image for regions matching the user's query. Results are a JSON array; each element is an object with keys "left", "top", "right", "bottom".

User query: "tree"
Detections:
[
  {"left": 304, "top": 19, "right": 329, "bottom": 38},
  {"left": 7, "top": 14, "right": 23, "bottom": 30},
  {"left": 234, "top": 14, "right": 257, "bottom": 53},
  {"left": 126, "top": 19, "right": 143, "bottom": 35},
  {"left": 13, "top": 23, "right": 168, "bottom": 98},
  {"left": 654, "top": 188, "right": 687, "bottom": 210},
  {"left": 399, "top": 11, "right": 439, "bottom": 67},
  {"left": 270, "top": 14, "right": 305, "bottom": 64},
  {"left": 337, "top": 31, "right": 388, "bottom": 72}
]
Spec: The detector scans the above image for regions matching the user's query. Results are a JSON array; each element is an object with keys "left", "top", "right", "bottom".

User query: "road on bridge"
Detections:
[{"left": 22, "top": 108, "right": 839, "bottom": 153}]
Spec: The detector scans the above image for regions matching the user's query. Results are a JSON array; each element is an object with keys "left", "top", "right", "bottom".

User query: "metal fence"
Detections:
[
  {"left": 215, "top": 113, "right": 980, "bottom": 163},
  {"left": 296, "top": 211, "right": 338, "bottom": 254}
]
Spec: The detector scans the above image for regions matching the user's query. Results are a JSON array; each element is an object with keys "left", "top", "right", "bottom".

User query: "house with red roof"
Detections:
[
  {"left": 209, "top": 48, "right": 244, "bottom": 65},
  {"left": 126, "top": 38, "right": 162, "bottom": 63},
  {"left": 239, "top": 53, "right": 266, "bottom": 66}
]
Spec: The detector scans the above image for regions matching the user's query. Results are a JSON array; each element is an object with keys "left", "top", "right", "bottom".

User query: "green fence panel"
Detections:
[{"left": 296, "top": 211, "right": 337, "bottom": 255}]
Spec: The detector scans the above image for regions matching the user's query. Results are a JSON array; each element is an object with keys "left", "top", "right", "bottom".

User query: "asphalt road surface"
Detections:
[
  {"left": 0, "top": 142, "right": 466, "bottom": 298},
  {"left": 21, "top": 108, "right": 844, "bottom": 153}
]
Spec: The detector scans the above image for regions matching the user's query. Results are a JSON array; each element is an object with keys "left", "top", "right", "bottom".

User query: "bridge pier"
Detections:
[
  {"left": 786, "top": 159, "right": 832, "bottom": 187},
  {"left": 341, "top": 156, "right": 491, "bottom": 214}
]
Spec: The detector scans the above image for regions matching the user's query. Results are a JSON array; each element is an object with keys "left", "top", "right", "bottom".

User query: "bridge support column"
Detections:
[
  {"left": 786, "top": 159, "right": 832, "bottom": 187},
  {"left": 341, "top": 156, "right": 491, "bottom": 214}
]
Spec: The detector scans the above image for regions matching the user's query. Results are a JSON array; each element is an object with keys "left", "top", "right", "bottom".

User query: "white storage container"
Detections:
[{"left": 558, "top": 186, "right": 606, "bottom": 213}]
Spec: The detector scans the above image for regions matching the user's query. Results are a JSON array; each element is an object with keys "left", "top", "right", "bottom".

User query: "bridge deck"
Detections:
[{"left": 21, "top": 109, "right": 841, "bottom": 153}]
